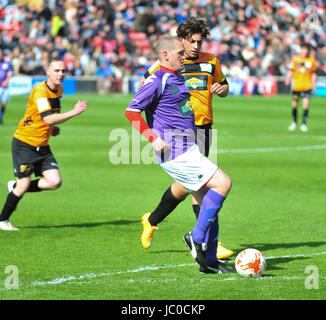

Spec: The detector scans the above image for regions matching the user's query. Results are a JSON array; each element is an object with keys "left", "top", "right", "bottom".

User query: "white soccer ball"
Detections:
[{"left": 235, "top": 248, "right": 266, "bottom": 277}]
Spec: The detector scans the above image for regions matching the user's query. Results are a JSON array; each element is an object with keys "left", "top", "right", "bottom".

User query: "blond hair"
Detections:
[{"left": 155, "top": 35, "right": 182, "bottom": 60}]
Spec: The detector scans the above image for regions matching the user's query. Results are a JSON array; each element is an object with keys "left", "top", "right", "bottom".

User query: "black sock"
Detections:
[
  {"left": 303, "top": 109, "right": 309, "bottom": 124},
  {"left": 26, "top": 179, "right": 42, "bottom": 192},
  {"left": 148, "top": 187, "right": 183, "bottom": 226},
  {"left": 292, "top": 108, "right": 297, "bottom": 123},
  {"left": 0, "top": 192, "right": 22, "bottom": 221},
  {"left": 192, "top": 204, "right": 200, "bottom": 219}
]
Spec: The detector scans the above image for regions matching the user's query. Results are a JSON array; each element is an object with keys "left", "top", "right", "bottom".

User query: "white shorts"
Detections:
[
  {"left": 160, "top": 144, "right": 218, "bottom": 192},
  {"left": 0, "top": 87, "right": 10, "bottom": 104}
]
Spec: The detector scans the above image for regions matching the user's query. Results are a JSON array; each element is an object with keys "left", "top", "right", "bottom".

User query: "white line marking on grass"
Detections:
[
  {"left": 30, "top": 252, "right": 326, "bottom": 287},
  {"left": 31, "top": 263, "right": 194, "bottom": 286},
  {"left": 211, "top": 144, "right": 326, "bottom": 154},
  {"left": 265, "top": 251, "right": 326, "bottom": 260},
  {"left": 202, "top": 275, "right": 326, "bottom": 283},
  {"left": 4, "top": 143, "right": 324, "bottom": 158}
]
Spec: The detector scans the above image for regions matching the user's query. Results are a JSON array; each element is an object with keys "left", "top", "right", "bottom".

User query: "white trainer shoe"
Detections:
[
  {"left": 300, "top": 124, "right": 308, "bottom": 132},
  {"left": 7, "top": 180, "right": 16, "bottom": 192},
  {"left": 0, "top": 220, "right": 19, "bottom": 231},
  {"left": 288, "top": 122, "right": 297, "bottom": 131}
]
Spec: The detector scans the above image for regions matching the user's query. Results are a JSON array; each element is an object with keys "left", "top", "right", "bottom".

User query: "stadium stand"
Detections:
[{"left": 0, "top": 0, "right": 325, "bottom": 93}]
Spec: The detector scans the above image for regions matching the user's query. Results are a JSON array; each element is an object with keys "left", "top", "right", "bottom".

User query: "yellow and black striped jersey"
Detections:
[
  {"left": 290, "top": 55, "right": 316, "bottom": 91},
  {"left": 144, "top": 52, "right": 227, "bottom": 125},
  {"left": 14, "top": 81, "right": 63, "bottom": 147}
]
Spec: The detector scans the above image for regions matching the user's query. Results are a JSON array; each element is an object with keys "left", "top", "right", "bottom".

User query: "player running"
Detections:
[
  {"left": 0, "top": 59, "right": 87, "bottom": 230},
  {"left": 125, "top": 35, "right": 234, "bottom": 273},
  {"left": 138, "top": 17, "right": 233, "bottom": 260}
]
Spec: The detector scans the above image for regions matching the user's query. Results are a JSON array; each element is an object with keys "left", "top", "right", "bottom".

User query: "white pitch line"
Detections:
[
  {"left": 202, "top": 275, "right": 326, "bottom": 283},
  {"left": 211, "top": 144, "right": 326, "bottom": 154},
  {"left": 265, "top": 251, "right": 326, "bottom": 260},
  {"left": 52, "top": 144, "right": 326, "bottom": 158},
  {"left": 1, "top": 144, "right": 326, "bottom": 157},
  {"left": 30, "top": 251, "right": 326, "bottom": 287},
  {"left": 31, "top": 263, "right": 195, "bottom": 286}
]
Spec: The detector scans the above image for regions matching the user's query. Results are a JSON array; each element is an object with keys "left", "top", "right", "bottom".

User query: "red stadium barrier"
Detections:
[{"left": 258, "top": 78, "right": 278, "bottom": 97}]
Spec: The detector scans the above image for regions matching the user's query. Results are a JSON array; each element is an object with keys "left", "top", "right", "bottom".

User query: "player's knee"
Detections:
[
  {"left": 48, "top": 178, "right": 62, "bottom": 190},
  {"left": 292, "top": 98, "right": 299, "bottom": 106},
  {"left": 15, "top": 179, "right": 31, "bottom": 195},
  {"left": 217, "top": 173, "right": 232, "bottom": 196},
  {"left": 208, "top": 170, "right": 232, "bottom": 196},
  {"left": 171, "top": 182, "right": 189, "bottom": 200},
  {"left": 53, "top": 179, "right": 62, "bottom": 190},
  {"left": 223, "top": 175, "right": 232, "bottom": 193}
]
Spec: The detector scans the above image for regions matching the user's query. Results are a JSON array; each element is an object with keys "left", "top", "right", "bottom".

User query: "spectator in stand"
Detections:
[
  {"left": 248, "top": 57, "right": 263, "bottom": 78},
  {"left": 229, "top": 59, "right": 250, "bottom": 80},
  {"left": 316, "top": 45, "right": 326, "bottom": 76}
]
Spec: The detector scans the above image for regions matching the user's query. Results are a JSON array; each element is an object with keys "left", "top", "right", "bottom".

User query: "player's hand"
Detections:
[
  {"left": 1, "top": 80, "right": 8, "bottom": 88},
  {"left": 73, "top": 100, "right": 87, "bottom": 115},
  {"left": 152, "top": 137, "right": 170, "bottom": 153},
  {"left": 52, "top": 126, "right": 60, "bottom": 136},
  {"left": 285, "top": 74, "right": 292, "bottom": 86},
  {"left": 211, "top": 83, "right": 228, "bottom": 96}
]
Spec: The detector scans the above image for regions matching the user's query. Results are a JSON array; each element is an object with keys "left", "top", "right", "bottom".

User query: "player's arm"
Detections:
[
  {"left": 124, "top": 109, "right": 167, "bottom": 152},
  {"left": 285, "top": 70, "right": 293, "bottom": 86},
  {"left": 285, "top": 57, "right": 294, "bottom": 86},
  {"left": 125, "top": 76, "right": 168, "bottom": 153},
  {"left": 51, "top": 126, "right": 60, "bottom": 136},
  {"left": 212, "top": 59, "right": 229, "bottom": 97},
  {"left": 43, "top": 100, "right": 87, "bottom": 126},
  {"left": 1, "top": 70, "right": 12, "bottom": 88},
  {"left": 311, "top": 72, "right": 317, "bottom": 95}
]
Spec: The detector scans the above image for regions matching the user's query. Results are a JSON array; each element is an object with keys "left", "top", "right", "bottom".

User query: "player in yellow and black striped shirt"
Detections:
[
  {"left": 0, "top": 60, "right": 87, "bottom": 231},
  {"left": 285, "top": 44, "right": 317, "bottom": 132},
  {"left": 139, "top": 18, "right": 234, "bottom": 266}
]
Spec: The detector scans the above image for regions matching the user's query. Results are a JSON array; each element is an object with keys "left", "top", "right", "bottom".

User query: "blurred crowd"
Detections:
[{"left": 0, "top": 0, "right": 326, "bottom": 92}]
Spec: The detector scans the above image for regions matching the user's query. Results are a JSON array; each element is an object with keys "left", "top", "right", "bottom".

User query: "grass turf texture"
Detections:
[{"left": 0, "top": 94, "right": 325, "bottom": 300}]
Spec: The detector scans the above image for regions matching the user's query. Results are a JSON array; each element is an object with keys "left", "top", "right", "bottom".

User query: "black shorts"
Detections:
[
  {"left": 196, "top": 124, "right": 212, "bottom": 157},
  {"left": 292, "top": 89, "right": 312, "bottom": 99},
  {"left": 12, "top": 138, "right": 59, "bottom": 178}
]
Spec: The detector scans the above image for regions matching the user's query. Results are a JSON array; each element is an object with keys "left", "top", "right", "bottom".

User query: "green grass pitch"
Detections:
[{"left": 0, "top": 93, "right": 325, "bottom": 300}]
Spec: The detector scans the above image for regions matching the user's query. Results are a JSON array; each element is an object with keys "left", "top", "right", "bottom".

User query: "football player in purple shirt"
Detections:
[
  {"left": 0, "top": 49, "right": 13, "bottom": 124},
  {"left": 125, "top": 35, "right": 234, "bottom": 274},
  {"left": 138, "top": 18, "right": 233, "bottom": 261}
]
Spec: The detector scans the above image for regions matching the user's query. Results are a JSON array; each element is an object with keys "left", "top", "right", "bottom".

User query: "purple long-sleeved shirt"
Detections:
[{"left": 126, "top": 68, "right": 196, "bottom": 163}]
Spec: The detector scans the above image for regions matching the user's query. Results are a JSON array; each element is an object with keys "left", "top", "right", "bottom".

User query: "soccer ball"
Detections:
[{"left": 235, "top": 248, "right": 266, "bottom": 277}]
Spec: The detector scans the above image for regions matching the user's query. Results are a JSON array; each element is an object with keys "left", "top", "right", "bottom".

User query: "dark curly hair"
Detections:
[{"left": 176, "top": 17, "right": 210, "bottom": 39}]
